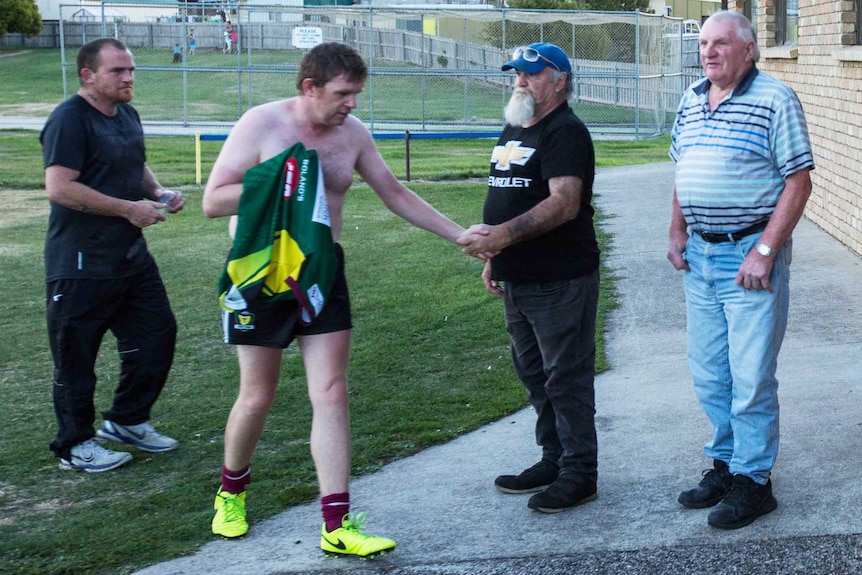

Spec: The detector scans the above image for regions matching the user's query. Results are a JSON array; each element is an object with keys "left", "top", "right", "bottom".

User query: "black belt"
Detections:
[{"left": 694, "top": 221, "right": 768, "bottom": 243}]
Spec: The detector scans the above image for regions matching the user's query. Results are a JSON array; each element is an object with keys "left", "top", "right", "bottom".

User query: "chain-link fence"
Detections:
[{"left": 54, "top": 2, "right": 702, "bottom": 138}]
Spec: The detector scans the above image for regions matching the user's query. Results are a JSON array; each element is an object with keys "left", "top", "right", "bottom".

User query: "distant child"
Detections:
[
  {"left": 188, "top": 29, "right": 196, "bottom": 57},
  {"left": 172, "top": 43, "right": 182, "bottom": 63}
]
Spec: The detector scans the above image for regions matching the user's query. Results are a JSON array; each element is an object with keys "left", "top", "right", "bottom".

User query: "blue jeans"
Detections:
[
  {"left": 683, "top": 232, "right": 791, "bottom": 484},
  {"left": 504, "top": 270, "right": 599, "bottom": 482}
]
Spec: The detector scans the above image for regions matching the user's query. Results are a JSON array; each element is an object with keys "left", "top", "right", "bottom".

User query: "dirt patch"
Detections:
[
  {"left": 0, "top": 480, "right": 80, "bottom": 526},
  {"left": 0, "top": 482, "right": 58, "bottom": 525},
  {"left": 0, "top": 103, "right": 57, "bottom": 116},
  {"left": 0, "top": 189, "right": 47, "bottom": 227}
]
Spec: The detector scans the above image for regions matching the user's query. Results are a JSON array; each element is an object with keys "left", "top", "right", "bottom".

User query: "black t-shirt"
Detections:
[
  {"left": 483, "top": 102, "right": 599, "bottom": 283},
  {"left": 40, "top": 95, "right": 153, "bottom": 280}
]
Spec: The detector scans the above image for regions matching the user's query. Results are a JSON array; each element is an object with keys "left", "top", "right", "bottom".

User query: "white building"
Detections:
[
  {"left": 649, "top": 0, "right": 721, "bottom": 21},
  {"left": 38, "top": 0, "right": 187, "bottom": 23}
]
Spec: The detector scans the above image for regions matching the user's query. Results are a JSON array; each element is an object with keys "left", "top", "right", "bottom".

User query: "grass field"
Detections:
[
  {"left": 0, "top": 48, "right": 647, "bottom": 127},
  {"left": 0, "top": 178, "right": 525, "bottom": 575},
  {"left": 0, "top": 53, "right": 672, "bottom": 573}
]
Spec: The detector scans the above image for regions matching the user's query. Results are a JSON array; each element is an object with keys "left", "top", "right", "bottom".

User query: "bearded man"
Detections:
[{"left": 457, "top": 42, "right": 600, "bottom": 513}]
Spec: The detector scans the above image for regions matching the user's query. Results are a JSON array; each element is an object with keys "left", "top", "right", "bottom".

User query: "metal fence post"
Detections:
[
  {"left": 634, "top": 10, "right": 640, "bottom": 139},
  {"left": 59, "top": 4, "right": 67, "bottom": 101},
  {"left": 405, "top": 130, "right": 411, "bottom": 182}
]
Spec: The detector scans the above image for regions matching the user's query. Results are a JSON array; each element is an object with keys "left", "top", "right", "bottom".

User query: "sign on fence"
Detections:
[{"left": 292, "top": 27, "right": 322, "bottom": 49}]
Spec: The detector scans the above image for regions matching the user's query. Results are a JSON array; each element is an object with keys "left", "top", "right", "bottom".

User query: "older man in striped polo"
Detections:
[{"left": 667, "top": 10, "right": 814, "bottom": 530}]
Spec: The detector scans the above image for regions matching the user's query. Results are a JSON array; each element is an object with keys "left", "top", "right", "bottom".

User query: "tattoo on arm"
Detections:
[
  {"left": 505, "top": 192, "right": 574, "bottom": 245},
  {"left": 73, "top": 201, "right": 112, "bottom": 216},
  {"left": 508, "top": 212, "right": 540, "bottom": 244}
]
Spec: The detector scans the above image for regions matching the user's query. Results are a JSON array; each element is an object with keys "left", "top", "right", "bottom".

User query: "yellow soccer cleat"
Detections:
[
  {"left": 212, "top": 489, "right": 248, "bottom": 538},
  {"left": 320, "top": 512, "right": 396, "bottom": 560}
]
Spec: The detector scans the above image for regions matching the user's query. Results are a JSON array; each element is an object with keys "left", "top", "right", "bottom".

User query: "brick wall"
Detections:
[{"left": 730, "top": 1, "right": 862, "bottom": 256}]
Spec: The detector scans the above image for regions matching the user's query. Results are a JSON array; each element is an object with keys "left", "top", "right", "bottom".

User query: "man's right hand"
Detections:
[
  {"left": 128, "top": 200, "right": 167, "bottom": 228},
  {"left": 457, "top": 224, "right": 500, "bottom": 261},
  {"left": 667, "top": 189, "right": 690, "bottom": 271},
  {"left": 667, "top": 230, "right": 690, "bottom": 271}
]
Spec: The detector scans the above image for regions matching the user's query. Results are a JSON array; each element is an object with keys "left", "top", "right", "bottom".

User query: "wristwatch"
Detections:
[{"left": 755, "top": 242, "right": 774, "bottom": 257}]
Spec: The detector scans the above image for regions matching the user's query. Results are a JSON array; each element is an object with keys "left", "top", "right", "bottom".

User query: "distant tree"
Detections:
[{"left": 0, "top": 0, "right": 42, "bottom": 37}]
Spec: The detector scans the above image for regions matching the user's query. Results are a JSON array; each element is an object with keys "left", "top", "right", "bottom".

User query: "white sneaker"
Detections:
[
  {"left": 97, "top": 420, "right": 179, "bottom": 453},
  {"left": 59, "top": 438, "right": 132, "bottom": 472}
]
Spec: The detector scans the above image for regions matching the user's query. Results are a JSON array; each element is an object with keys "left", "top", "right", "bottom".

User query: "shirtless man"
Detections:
[{"left": 202, "top": 42, "right": 465, "bottom": 559}]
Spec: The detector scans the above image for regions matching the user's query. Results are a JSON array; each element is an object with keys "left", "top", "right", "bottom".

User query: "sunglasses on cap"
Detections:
[{"left": 511, "top": 46, "right": 562, "bottom": 72}]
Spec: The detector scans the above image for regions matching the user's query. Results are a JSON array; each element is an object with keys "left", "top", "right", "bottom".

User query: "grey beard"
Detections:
[{"left": 504, "top": 91, "right": 535, "bottom": 127}]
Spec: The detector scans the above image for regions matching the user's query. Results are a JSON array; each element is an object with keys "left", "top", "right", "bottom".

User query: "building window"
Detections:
[
  {"left": 776, "top": 0, "right": 799, "bottom": 45},
  {"left": 746, "top": 0, "right": 758, "bottom": 36}
]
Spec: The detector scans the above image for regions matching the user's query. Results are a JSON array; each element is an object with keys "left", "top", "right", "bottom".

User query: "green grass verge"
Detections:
[
  {"left": 0, "top": 129, "right": 669, "bottom": 575},
  {"left": 0, "top": 130, "right": 670, "bottom": 188}
]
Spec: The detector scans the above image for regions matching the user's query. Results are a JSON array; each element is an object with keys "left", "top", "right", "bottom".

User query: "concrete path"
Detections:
[
  {"left": 0, "top": 116, "right": 232, "bottom": 136},
  {"left": 130, "top": 161, "right": 862, "bottom": 575}
]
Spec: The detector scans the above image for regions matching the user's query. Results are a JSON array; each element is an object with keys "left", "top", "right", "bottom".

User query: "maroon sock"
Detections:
[
  {"left": 321, "top": 492, "right": 350, "bottom": 532},
  {"left": 221, "top": 464, "right": 251, "bottom": 494}
]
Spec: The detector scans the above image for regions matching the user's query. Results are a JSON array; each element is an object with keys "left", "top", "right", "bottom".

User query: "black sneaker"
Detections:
[
  {"left": 707, "top": 475, "right": 777, "bottom": 529},
  {"left": 527, "top": 473, "right": 597, "bottom": 513},
  {"left": 495, "top": 460, "right": 559, "bottom": 494},
  {"left": 678, "top": 460, "right": 733, "bottom": 509}
]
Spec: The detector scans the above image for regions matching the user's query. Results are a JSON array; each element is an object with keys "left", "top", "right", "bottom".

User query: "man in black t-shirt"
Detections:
[
  {"left": 458, "top": 42, "right": 600, "bottom": 514},
  {"left": 40, "top": 38, "right": 187, "bottom": 473}
]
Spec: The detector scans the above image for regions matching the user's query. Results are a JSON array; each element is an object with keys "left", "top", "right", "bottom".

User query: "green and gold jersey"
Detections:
[{"left": 219, "top": 142, "right": 337, "bottom": 325}]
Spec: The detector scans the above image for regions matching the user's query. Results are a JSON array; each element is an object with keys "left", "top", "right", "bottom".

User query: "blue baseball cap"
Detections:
[{"left": 502, "top": 42, "right": 571, "bottom": 75}]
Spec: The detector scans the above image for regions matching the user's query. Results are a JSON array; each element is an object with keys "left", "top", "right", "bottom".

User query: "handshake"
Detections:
[{"left": 457, "top": 223, "right": 501, "bottom": 262}]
